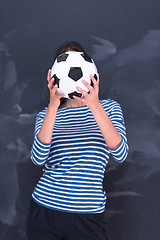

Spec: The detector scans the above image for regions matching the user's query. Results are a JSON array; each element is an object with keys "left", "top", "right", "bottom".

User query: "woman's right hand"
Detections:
[{"left": 47, "top": 69, "right": 65, "bottom": 109}]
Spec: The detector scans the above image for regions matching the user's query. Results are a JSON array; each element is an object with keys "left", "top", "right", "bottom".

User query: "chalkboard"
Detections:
[{"left": 0, "top": 0, "right": 160, "bottom": 239}]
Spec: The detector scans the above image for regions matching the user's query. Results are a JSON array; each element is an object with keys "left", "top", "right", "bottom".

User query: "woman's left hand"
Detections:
[{"left": 73, "top": 74, "right": 100, "bottom": 109}]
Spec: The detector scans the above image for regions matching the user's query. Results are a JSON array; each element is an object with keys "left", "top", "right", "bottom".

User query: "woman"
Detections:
[{"left": 26, "top": 41, "right": 129, "bottom": 240}]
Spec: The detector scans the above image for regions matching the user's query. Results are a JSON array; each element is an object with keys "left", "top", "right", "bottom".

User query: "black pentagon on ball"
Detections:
[
  {"left": 81, "top": 53, "right": 93, "bottom": 63},
  {"left": 51, "top": 74, "right": 60, "bottom": 87},
  {"left": 57, "top": 53, "right": 69, "bottom": 63},
  {"left": 69, "top": 91, "right": 82, "bottom": 99},
  {"left": 68, "top": 67, "right": 83, "bottom": 81}
]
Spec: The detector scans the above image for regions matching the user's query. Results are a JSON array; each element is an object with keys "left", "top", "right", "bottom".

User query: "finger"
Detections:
[
  {"left": 90, "top": 74, "right": 99, "bottom": 89},
  {"left": 49, "top": 81, "right": 58, "bottom": 94},
  {"left": 76, "top": 86, "right": 88, "bottom": 97},
  {"left": 73, "top": 95, "right": 82, "bottom": 100},
  {"left": 97, "top": 73, "right": 100, "bottom": 85},
  {"left": 56, "top": 90, "right": 65, "bottom": 98},
  {"left": 82, "top": 80, "right": 93, "bottom": 92},
  {"left": 48, "top": 78, "right": 55, "bottom": 90},
  {"left": 47, "top": 69, "right": 52, "bottom": 83},
  {"left": 51, "top": 84, "right": 59, "bottom": 95},
  {"left": 73, "top": 94, "right": 79, "bottom": 99},
  {"left": 60, "top": 93, "right": 65, "bottom": 98},
  {"left": 97, "top": 73, "right": 100, "bottom": 82}
]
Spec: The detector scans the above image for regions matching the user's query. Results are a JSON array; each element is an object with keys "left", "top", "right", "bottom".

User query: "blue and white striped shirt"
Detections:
[{"left": 31, "top": 99, "right": 129, "bottom": 214}]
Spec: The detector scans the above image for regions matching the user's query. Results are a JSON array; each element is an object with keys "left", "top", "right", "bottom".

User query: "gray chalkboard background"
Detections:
[{"left": 0, "top": 0, "right": 160, "bottom": 239}]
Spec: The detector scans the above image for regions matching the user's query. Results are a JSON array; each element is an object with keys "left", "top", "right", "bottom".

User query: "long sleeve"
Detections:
[
  {"left": 106, "top": 100, "right": 129, "bottom": 163},
  {"left": 30, "top": 110, "right": 51, "bottom": 166}
]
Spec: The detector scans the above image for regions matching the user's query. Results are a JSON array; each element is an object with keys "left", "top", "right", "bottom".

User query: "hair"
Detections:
[{"left": 46, "top": 41, "right": 86, "bottom": 109}]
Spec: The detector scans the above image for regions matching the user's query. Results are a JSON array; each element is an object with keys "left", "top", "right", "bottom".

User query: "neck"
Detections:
[{"left": 63, "top": 99, "right": 86, "bottom": 108}]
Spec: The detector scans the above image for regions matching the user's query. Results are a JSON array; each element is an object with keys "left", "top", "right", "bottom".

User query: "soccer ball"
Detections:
[{"left": 50, "top": 51, "right": 98, "bottom": 99}]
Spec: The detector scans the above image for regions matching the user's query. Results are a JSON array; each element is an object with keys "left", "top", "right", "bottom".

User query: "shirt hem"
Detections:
[{"left": 32, "top": 194, "right": 106, "bottom": 215}]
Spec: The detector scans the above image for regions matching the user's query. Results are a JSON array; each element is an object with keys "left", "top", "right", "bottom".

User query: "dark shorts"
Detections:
[{"left": 26, "top": 198, "right": 108, "bottom": 240}]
